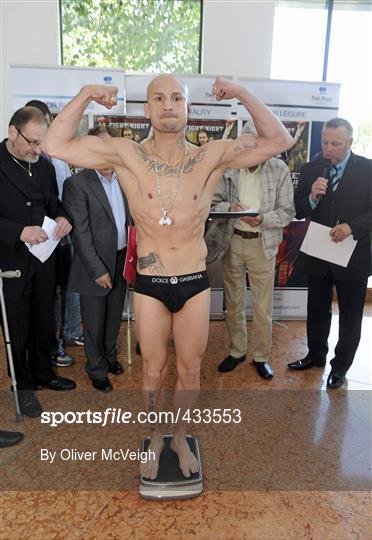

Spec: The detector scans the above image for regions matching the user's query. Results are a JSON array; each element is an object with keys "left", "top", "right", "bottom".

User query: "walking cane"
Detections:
[{"left": 0, "top": 269, "right": 23, "bottom": 422}]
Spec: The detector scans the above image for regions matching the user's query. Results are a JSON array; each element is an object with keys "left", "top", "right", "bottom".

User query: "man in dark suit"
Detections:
[
  {"left": 0, "top": 107, "right": 76, "bottom": 417},
  {"left": 288, "top": 118, "right": 372, "bottom": 388},
  {"left": 62, "top": 126, "right": 130, "bottom": 392}
]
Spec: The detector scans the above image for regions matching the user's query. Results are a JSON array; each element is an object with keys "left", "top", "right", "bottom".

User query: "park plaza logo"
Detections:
[{"left": 311, "top": 85, "right": 332, "bottom": 105}]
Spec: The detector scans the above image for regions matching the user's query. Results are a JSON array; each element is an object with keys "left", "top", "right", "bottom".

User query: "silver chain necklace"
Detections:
[
  {"left": 152, "top": 139, "right": 188, "bottom": 226},
  {"left": 11, "top": 155, "right": 32, "bottom": 176}
]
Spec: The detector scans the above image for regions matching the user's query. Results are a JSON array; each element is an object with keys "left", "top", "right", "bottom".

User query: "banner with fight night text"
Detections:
[{"left": 93, "top": 116, "right": 152, "bottom": 142}]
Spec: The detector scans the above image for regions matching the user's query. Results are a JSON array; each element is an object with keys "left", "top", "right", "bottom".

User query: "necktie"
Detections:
[{"left": 329, "top": 165, "right": 341, "bottom": 191}]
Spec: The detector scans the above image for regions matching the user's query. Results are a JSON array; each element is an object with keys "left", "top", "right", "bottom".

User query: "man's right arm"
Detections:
[
  {"left": 62, "top": 176, "right": 109, "bottom": 282},
  {"left": 42, "top": 85, "right": 126, "bottom": 170},
  {"left": 0, "top": 216, "right": 48, "bottom": 247},
  {"left": 294, "top": 165, "right": 319, "bottom": 219},
  {"left": 212, "top": 78, "right": 293, "bottom": 170}
]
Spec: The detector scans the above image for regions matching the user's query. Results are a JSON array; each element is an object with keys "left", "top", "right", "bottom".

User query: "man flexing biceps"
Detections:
[{"left": 42, "top": 75, "right": 292, "bottom": 479}]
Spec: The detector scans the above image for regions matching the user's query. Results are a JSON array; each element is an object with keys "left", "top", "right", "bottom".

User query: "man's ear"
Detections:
[
  {"left": 187, "top": 102, "right": 192, "bottom": 115},
  {"left": 144, "top": 103, "right": 150, "bottom": 120},
  {"left": 8, "top": 125, "right": 17, "bottom": 141}
]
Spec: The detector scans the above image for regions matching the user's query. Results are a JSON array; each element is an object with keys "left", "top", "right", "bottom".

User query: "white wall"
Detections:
[
  {"left": 0, "top": 0, "right": 60, "bottom": 138},
  {"left": 0, "top": 0, "right": 275, "bottom": 138},
  {"left": 202, "top": 0, "right": 276, "bottom": 78}
]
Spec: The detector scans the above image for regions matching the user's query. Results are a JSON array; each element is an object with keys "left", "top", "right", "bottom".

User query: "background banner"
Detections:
[
  {"left": 11, "top": 64, "right": 126, "bottom": 115},
  {"left": 11, "top": 66, "right": 341, "bottom": 318}
]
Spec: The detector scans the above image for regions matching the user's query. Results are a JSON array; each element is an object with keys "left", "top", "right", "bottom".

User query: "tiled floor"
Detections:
[{"left": 1, "top": 304, "right": 371, "bottom": 539}]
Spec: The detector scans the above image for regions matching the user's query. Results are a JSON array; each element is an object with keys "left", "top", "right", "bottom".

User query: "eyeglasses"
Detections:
[{"left": 16, "top": 128, "right": 42, "bottom": 147}]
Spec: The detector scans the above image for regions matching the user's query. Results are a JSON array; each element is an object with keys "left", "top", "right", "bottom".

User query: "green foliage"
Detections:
[
  {"left": 353, "top": 119, "right": 372, "bottom": 157},
  {"left": 61, "top": 0, "right": 201, "bottom": 73}
]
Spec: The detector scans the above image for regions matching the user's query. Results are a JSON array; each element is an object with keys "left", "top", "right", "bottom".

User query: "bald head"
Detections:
[
  {"left": 146, "top": 74, "right": 189, "bottom": 101},
  {"left": 144, "top": 74, "right": 190, "bottom": 134}
]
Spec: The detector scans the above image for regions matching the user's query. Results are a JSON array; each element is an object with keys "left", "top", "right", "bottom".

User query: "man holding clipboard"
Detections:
[
  {"left": 206, "top": 122, "right": 295, "bottom": 379},
  {"left": 288, "top": 118, "right": 372, "bottom": 389}
]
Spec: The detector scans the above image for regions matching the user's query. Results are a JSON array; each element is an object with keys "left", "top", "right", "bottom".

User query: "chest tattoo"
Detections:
[{"left": 135, "top": 145, "right": 206, "bottom": 177}]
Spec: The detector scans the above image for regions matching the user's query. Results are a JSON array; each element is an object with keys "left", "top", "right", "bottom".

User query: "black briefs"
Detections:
[{"left": 134, "top": 271, "right": 210, "bottom": 313}]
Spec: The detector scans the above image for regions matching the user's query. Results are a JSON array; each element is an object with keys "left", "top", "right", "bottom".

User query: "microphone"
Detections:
[
  {"left": 0, "top": 270, "right": 21, "bottom": 279},
  {"left": 317, "top": 159, "right": 331, "bottom": 200}
]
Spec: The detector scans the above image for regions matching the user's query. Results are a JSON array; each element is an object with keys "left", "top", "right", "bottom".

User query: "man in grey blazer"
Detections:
[{"left": 62, "top": 126, "right": 130, "bottom": 392}]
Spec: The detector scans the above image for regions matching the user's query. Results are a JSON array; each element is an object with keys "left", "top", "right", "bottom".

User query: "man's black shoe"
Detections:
[
  {"left": 218, "top": 355, "right": 246, "bottom": 373},
  {"left": 0, "top": 430, "right": 24, "bottom": 448},
  {"left": 252, "top": 360, "right": 273, "bottom": 379},
  {"left": 91, "top": 377, "right": 113, "bottom": 392},
  {"left": 108, "top": 361, "right": 124, "bottom": 375},
  {"left": 36, "top": 376, "right": 76, "bottom": 391},
  {"left": 327, "top": 372, "right": 346, "bottom": 389},
  {"left": 287, "top": 357, "right": 326, "bottom": 370},
  {"left": 18, "top": 390, "right": 43, "bottom": 417}
]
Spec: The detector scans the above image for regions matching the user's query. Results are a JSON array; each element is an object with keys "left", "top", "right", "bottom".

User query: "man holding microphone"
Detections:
[{"left": 288, "top": 118, "right": 372, "bottom": 388}]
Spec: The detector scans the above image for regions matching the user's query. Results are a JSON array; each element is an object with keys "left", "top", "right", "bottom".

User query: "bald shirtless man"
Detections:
[{"left": 42, "top": 75, "right": 292, "bottom": 480}]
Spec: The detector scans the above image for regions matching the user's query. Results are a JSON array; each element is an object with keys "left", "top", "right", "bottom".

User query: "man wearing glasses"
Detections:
[{"left": 0, "top": 106, "right": 76, "bottom": 418}]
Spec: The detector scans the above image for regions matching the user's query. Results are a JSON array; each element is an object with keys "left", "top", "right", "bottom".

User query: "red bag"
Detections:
[{"left": 123, "top": 225, "right": 137, "bottom": 285}]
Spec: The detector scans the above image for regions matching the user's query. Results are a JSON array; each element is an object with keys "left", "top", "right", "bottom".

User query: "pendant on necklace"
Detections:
[{"left": 159, "top": 211, "right": 172, "bottom": 226}]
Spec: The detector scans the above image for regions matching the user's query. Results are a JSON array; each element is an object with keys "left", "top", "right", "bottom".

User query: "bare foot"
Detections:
[
  {"left": 170, "top": 436, "right": 199, "bottom": 478},
  {"left": 139, "top": 436, "right": 165, "bottom": 480}
]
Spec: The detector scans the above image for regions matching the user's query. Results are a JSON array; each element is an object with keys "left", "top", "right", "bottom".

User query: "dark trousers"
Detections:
[
  {"left": 80, "top": 251, "right": 126, "bottom": 380},
  {"left": 307, "top": 272, "right": 368, "bottom": 374},
  {"left": 3, "top": 255, "right": 56, "bottom": 389}
]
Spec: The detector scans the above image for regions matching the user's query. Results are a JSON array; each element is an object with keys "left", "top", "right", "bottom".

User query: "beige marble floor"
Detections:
[{"left": 0, "top": 305, "right": 371, "bottom": 539}]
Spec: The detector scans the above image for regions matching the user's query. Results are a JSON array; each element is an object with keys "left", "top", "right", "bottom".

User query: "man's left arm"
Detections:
[
  {"left": 260, "top": 161, "right": 295, "bottom": 230},
  {"left": 347, "top": 160, "right": 372, "bottom": 238},
  {"left": 331, "top": 159, "right": 372, "bottom": 243},
  {"left": 212, "top": 78, "right": 292, "bottom": 170}
]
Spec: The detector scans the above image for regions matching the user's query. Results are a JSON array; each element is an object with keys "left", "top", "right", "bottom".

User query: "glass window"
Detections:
[
  {"left": 272, "top": 1, "right": 372, "bottom": 157},
  {"left": 327, "top": 2, "right": 372, "bottom": 158},
  {"left": 271, "top": 1, "right": 328, "bottom": 82},
  {"left": 60, "top": 0, "right": 202, "bottom": 73},
  {"left": 328, "top": 2, "right": 372, "bottom": 289}
]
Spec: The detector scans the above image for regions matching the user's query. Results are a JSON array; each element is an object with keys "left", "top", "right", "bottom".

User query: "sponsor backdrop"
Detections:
[{"left": 11, "top": 65, "right": 340, "bottom": 319}]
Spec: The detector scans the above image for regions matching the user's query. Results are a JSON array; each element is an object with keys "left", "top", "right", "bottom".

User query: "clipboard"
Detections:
[{"left": 208, "top": 210, "right": 259, "bottom": 219}]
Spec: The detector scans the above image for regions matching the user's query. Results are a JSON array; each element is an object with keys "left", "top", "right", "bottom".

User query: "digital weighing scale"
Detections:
[{"left": 139, "top": 435, "right": 203, "bottom": 500}]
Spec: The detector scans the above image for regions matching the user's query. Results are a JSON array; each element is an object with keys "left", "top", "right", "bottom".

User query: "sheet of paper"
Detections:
[
  {"left": 300, "top": 221, "right": 357, "bottom": 268},
  {"left": 27, "top": 216, "right": 60, "bottom": 263}
]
